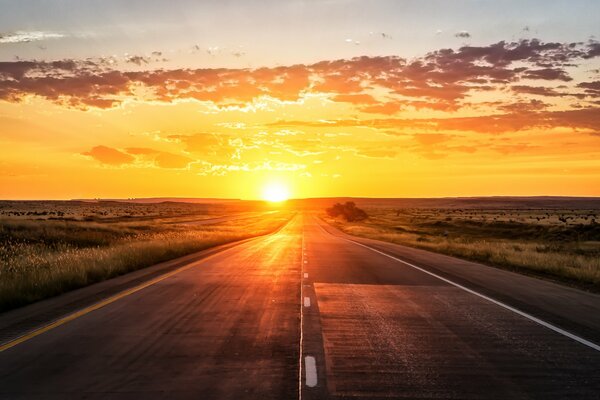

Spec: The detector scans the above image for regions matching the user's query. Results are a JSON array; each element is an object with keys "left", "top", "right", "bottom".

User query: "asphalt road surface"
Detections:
[{"left": 0, "top": 214, "right": 599, "bottom": 399}]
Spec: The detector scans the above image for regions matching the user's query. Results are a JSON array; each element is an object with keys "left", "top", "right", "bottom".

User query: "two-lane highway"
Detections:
[{"left": 1, "top": 214, "right": 599, "bottom": 399}]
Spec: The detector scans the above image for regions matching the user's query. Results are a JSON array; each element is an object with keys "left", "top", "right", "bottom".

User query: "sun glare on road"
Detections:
[{"left": 262, "top": 182, "right": 290, "bottom": 202}]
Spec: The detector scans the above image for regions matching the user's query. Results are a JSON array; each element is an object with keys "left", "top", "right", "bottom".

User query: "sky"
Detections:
[{"left": 1, "top": 0, "right": 599, "bottom": 200}]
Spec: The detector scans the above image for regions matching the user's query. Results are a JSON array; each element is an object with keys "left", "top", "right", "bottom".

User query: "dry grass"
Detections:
[
  {"left": 0, "top": 199, "right": 271, "bottom": 222},
  {"left": 0, "top": 207, "right": 292, "bottom": 311},
  {"left": 324, "top": 208, "right": 600, "bottom": 290}
]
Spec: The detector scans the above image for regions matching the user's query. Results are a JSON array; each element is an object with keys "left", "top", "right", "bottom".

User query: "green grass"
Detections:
[
  {"left": 0, "top": 211, "right": 293, "bottom": 311},
  {"left": 323, "top": 208, "right": 600, "bottom": 291}
]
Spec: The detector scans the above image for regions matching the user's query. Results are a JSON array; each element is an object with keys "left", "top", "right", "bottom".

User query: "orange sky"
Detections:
[{"left": 1, "top": 2, "right": 599, "bottom": 199}]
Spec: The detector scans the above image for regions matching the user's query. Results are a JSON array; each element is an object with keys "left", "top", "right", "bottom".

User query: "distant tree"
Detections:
[
  {"left": 326, "top": 202, "right": 345, "bottom": 218},
  {"left": 326, "top": 201, "right": 368, "bottom": 222}
]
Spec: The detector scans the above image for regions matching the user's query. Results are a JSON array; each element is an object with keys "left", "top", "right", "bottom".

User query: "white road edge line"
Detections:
[
  {"left": 304, "top": 297, "right": 311, "bottom": 307},
  {"left": 343, "top": 237, "right": 600, "bottom": 352},
  {"left": 305, "top": 356, "right": 318, "bottom": 387}
]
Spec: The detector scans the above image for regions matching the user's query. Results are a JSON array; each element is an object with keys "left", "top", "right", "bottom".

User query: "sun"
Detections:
[{"left": 262, "top": 182, "right": 290, "bottom": 202}]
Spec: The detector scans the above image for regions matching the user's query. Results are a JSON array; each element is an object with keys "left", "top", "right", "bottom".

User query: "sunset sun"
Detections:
[{"left": 262, "top": 182, "right": 290, "bottom": 202}]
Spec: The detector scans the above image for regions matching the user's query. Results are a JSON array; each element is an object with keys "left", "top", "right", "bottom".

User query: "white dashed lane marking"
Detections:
[{"left": 305, "top": 356, "right": 317, "bottom": 387}]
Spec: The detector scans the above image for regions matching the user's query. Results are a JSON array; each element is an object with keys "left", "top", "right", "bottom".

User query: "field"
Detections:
[
  {"left": 323, "top": 207, "right": 600, "bottom": 291},
  {"left": 0, "top": 200, "right": 292, "bottom": 311},
  {"left": 3, "top": 197, "right": 599, "bottom": 312}
]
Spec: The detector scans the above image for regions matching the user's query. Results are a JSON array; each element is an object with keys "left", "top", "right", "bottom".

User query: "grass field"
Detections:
[
  {"left": 0, "top": 201, "right": 292, "bottom": 311},
  {"left": 323, "top": 207, "right": 600, "bottom": 291}
]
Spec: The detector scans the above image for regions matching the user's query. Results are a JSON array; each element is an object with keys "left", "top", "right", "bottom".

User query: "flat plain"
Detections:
[{"left": 0, "top": 200, "right": 291, "bottom": 311}]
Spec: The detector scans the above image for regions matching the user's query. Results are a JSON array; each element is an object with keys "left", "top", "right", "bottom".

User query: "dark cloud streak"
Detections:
[{"left": 0, "top": 38, "right": 598, "bottom": 115}]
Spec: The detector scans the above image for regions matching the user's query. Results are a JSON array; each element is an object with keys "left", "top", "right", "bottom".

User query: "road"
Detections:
[{"left": 0, "top": 214, "right": 599, "bottom": 399}]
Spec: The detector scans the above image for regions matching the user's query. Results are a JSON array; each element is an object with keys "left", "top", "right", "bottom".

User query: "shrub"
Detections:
[{"left": 326, "top": 202, "right": 368, "bottom": 222}]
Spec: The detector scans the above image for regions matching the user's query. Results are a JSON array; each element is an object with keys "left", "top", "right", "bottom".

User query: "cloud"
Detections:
[
  {"left": 82, "top": 146, "right": 134, "bottom": 166},
  {"left": 429, "top": 39, "right": 585, "bottom": 69},
  {"left": 360, "top": 102, "right": 403, "bottom": 115},
  {"left": 198, "top": 161, "right": 306, "bottom": 176},
  {"left": 331, "top": 93, "right": 377, "bottom": 104},
  {"left": 125, "top": 147, "right": 193, "bottom": 169},
  {"left": 497, "top": 99, "right": 548, "bottom": 113},
  {"left": 511, "top": 85, "right": 562, "bottom": 97},
  {"left": 125, "top": 55, "right": 150, "bottom": 66},
  {"left": 0, "top": 38, "right": 598, "bottom": 118},
  {"left": 455, "top": 31, "right": 471, "bottom": 38},
  {"left": 82, "top": 145, "right": 194, "bottom": 169},
  {"left": 167, "top": 133, "right": 228, "bottom": 154},
  {"left": 491, "top": 143, "right": 540, "bottom": 155},
  {"left": 584, "top": 40, "right": 600, "bottom": 59},
  {"left": 0, "top": 31, "right": 65, "bottom": 44},
  {"left": 431, "top": 108, "right": 600, "bottom": 133},
  {"left": 577, "top": 80, "right": 600, "bottom": 97},
  {"left": 270, "top": 108, "right": 600, "bottom": 135},
  {"left": 206, "top": 46, "right": 220, "bottom": 55},
  {"left": 413, "top": 133, "right": 453, "bottom": 146},
  {"left": 522, "top": 68, "right": 571, "bottom": 81},
  {"left": 273, "top": 137, "right": 324, "bottom": 157},
  {"left": 409, "top": 133, "right": 471, "bottom": 159}
]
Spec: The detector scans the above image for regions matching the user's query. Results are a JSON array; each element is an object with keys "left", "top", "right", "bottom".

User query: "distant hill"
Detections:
[
  {"left": 3, "top": 196, "right": 600, "bottom": 209},
  {"left": 289, "top": 196, "right": 600, "bottom": 210},
  {"left": 72, "top": 197, "right": 242, "bottom": 204}
]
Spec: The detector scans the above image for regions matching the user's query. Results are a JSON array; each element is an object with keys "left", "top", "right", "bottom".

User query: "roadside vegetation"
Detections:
[
  {"left": 0, "top": 202, "right": 292, "bottom": 311},
  {"left": 326, "top": 202, "right": 368, "bottom": 221},
  {"left": 323, "top": 208, "right": 600, "bottom": 291}
]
